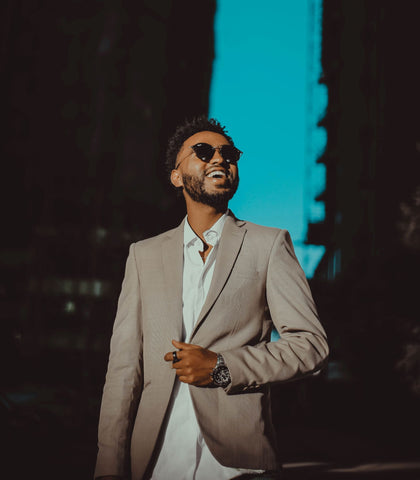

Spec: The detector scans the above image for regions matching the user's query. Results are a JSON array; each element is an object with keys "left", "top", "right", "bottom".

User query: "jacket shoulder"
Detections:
[
  {"left": 239, "top": 218, "right": 289, "bottom": 242},
  {"left": 135, "top": 226, "right": 178, "bottom": 246}
]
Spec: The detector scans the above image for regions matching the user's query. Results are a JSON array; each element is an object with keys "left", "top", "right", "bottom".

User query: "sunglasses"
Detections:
[{"left": 175, "top": 143, "right": 242, "bottom": 169}]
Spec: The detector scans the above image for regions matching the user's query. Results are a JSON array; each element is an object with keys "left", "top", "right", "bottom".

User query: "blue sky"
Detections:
[{"left": 209, "top": 0, "right": 326, "bottom": 277}]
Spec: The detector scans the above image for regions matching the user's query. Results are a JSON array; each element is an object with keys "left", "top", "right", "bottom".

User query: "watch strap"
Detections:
[{"left": 215, "top": 353, "right": 226, "bottom": 368}]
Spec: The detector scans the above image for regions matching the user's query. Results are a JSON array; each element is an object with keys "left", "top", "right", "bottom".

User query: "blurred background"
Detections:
[{"left": 1, "top": 0, "right": 419, "bottom": 479}]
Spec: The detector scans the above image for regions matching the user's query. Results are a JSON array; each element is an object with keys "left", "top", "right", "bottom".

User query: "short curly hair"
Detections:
[{"left": 165, "top": 116, "right": 235, "bottom": 179}]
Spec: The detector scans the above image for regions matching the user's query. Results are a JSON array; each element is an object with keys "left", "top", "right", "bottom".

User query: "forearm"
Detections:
[
  {"left": 221, "top": 330, "right": 328, "bottom": 393},
  {"left": 95, "top": 243, "right": 143, "bottom": 478},
  {"left": 222, "top": 229, "right": 328, "bottom": 393},
  {"left": 96, "top": 357, "right": 142, "bottom": 478}
]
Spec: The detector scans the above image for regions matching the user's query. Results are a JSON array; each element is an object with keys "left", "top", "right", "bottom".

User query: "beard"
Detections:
[{"left": 182, "top": 171, "right": 239, "bottom": 212}]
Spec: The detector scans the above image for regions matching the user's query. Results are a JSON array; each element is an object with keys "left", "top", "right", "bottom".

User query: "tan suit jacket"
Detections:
[{"left": 94, "top": 211, "right": 328, "bottom": 480}]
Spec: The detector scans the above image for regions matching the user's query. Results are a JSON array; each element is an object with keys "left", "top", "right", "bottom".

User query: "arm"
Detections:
[
  {"left": 94, "top": 244, "right": 143, "bottom": 479},
  {"left": 221, "top": 229, "right": 328, "bottom": 393},
  {"left": 164, "top": 230, "right": 328, "bottom": 391}
]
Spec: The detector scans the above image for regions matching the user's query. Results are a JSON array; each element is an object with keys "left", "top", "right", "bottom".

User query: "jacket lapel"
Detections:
[{"left": 190, "top": 213, "right": 247, "bottom": 341}]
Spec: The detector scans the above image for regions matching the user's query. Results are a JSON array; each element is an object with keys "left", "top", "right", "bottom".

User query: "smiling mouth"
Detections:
[{"left": 206, "top": 170, "right": 227, "bottom": 179}]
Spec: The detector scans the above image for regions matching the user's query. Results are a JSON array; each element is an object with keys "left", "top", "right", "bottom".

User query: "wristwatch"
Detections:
[{"left": 211, "top": 353, "right": 231, "bottom": 388}]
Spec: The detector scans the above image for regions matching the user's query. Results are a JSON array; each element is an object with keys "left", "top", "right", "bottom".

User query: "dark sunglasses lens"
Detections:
[
  {"left": 192, "top": 143, "right": 241, "bottom": 163},
  {"left": 220, "top": 146, "right": 241, "bottom": 163},
  {"left": 193, "top": 143, "right": 214, "bottom": 162}
]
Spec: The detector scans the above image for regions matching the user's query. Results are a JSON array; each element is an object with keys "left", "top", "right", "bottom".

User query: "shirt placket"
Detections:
[
  {"left": 191, "top": 238, "right": 217, "bottom": 332},
  {"left": 192, "top": 248, "right": 209, "bottom": 327}
]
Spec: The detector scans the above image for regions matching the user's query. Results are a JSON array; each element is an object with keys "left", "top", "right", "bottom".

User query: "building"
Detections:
[
  {"left": 304, "top": 0, "right": 420, "bottom": 443},
  {"left": 306, "top": 0, "right": 420, "bottom": 280},
  {"left": 1, "top": 4, "right": 216, "bottom": 471}
]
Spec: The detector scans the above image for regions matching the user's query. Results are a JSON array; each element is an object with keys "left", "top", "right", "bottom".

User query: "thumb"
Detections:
[{"left": 172, "top": 339, "right": 198, "bottom": 350}]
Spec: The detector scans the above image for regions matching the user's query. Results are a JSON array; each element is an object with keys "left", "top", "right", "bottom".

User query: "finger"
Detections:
[
  {"left": 172, "top": 340, "right": 199, "bottom": 350},
  {"left": 164, "top": 350, "right": 183, "bottom": 362},
  {"left": 178, "top": 375, "right": 192, "bottom": 384},
  {"left": 164, "top": 352, "right": 173, "bottom": 362},
  {"left": 173, "top": 365, "right": 188, "bottom": 377},
  {"left": 164, "top": 351, "right": 179, "bottom": 362},
  {"left": 178, "top": 375, "right": 210, "bottom": 386}
]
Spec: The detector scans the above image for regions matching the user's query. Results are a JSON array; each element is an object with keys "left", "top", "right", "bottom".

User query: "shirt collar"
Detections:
[{"left": 184, "top": 210, "right": 229, "bottom": 248}]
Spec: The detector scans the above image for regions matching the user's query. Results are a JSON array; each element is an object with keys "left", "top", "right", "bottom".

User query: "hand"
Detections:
[{"left": 164, "top": 340, "right": 217, "bottom": 386}]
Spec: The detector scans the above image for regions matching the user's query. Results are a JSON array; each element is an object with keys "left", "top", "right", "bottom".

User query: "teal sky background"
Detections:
[{"left": 209, "top": 0, "right": 326, "bottom": 277}]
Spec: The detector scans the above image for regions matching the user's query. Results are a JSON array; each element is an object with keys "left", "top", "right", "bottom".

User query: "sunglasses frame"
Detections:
[{"left": 175, "top": 142, "right": 242, "bottom": 169}]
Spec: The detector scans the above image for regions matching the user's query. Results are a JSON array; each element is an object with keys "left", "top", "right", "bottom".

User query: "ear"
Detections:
[{"left": 170, "top": 169, "right": 183, "bottom": 188}]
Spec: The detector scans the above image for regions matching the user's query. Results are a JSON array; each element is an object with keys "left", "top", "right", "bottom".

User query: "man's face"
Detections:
[{"left": 171, "top": 131, "right": 239, "bottom": 210}]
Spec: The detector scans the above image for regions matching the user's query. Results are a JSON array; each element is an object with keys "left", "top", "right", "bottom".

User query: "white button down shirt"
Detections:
[
  {"left": 151, "top": 212, "right": 262, "bottom": 480},
  {"left": 181, "top": 216, "right": 224, "bottom": 343}
]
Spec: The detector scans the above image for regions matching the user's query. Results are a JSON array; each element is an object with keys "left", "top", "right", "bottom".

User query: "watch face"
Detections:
[{"left": 213, "top": 365, "right": 230, "bottom": 387}]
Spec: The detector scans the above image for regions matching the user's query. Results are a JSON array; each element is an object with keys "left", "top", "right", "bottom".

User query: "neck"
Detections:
[{"left": 185, "top": 198, "right": 227, "bottom": 241}]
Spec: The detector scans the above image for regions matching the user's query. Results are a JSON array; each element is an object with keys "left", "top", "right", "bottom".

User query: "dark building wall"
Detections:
[
  {"left": 2, "top": 0, "right": 215, "bottom": 244},
  {"left": 0, "top": 2, "right": 215, "bottom": 477},
  {"left": 1, "top": 0, "right": 216, "bottom": 364},
  {"left": 305, "top": 0, "right": 420, "bottom": 451},
  {"left": 308, "top": 0, "right": 420, "bottom": 279}
]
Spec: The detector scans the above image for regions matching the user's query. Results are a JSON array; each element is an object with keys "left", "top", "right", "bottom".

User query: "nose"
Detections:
[{"left": 210, "top": 147, "right": 227, "bottom": 165}]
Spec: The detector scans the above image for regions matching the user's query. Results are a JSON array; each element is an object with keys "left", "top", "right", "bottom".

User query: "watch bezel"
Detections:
[{"left": 212, "top": 364, "right": 230, "bottom": 387}]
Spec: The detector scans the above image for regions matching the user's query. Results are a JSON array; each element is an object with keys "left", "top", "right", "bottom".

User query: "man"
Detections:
[{"left": 94, "top": 117, "right": 328, "bottom": 480}]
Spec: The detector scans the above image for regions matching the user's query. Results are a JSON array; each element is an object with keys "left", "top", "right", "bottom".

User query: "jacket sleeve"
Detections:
[
  {"left": 221, "top": 230, "right": 329, "bottom": 394},
  {"left": 94, "top": 243, "right": 143, "bottom": 478}
]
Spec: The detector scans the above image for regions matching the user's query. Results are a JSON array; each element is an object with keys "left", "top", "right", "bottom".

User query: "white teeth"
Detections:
[{"left": 207, "top": 170, "right": 226, "bottom": 178}]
